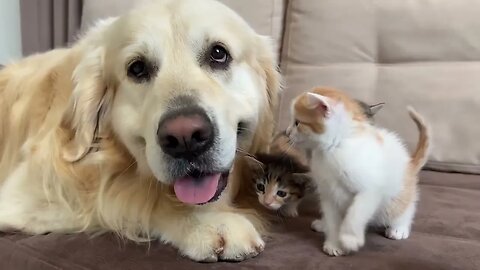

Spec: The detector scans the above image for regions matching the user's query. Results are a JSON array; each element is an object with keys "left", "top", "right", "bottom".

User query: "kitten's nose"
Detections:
[
  {"left": 263, "top": 202, "right": 273, "bottom": 209},
  {"left": 264, "top": 197, "right": 274, "bottom": 205}
]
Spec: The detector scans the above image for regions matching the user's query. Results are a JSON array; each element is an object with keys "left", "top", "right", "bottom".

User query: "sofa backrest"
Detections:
[
  {"left": 81, "top": 0, "right": 480, "bottom": 174},
  {"left": 81, "top": 0, "right": 285, "bottom": 54},
  {"left": 278, "top": 0, "right": 480, "bottom": 173}
]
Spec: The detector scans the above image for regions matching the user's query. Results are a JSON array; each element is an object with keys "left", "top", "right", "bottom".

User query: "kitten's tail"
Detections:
[{"left": 407, "top": 106, "right": 432, "bottom": 174}]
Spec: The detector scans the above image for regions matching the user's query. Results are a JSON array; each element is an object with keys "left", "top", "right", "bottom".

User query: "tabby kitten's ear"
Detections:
[
  {"left": 243, "top": 155, "right": 265, "bottom": 174},
  {"left": 369, "top": 102, "right": 385, "bottom": 116},
  {"left": 291, "top": 173, "right": 313, "bottom": 190}
]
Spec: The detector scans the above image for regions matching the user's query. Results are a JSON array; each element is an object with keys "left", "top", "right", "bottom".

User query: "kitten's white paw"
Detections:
[
  {"left": 323, "top": 241, "right": 345, "bottom": 257},
  {"left": 311, "top": 218, "right": 324, "bottom": 233},
  {"left": 339, "top": 232, "right": 364, "bottom": 253},
  {"left": 385, "top": 226, "right": 410, "bottom": 240}
]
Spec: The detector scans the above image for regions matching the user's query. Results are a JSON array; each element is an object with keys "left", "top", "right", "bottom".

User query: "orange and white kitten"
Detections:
[{"left": 286, "top": 87, "right": 431, "bottom": 256}]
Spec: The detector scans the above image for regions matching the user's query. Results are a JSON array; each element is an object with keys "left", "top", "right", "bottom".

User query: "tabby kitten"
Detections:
[
  {"left": 287, "top": 87, "right": 431, "bottom": 256},
  {"left": 355, "top": 100, "right": 384, "bottom": 122},
  {"left": 244, "top": 99, "right": 385, "bottom": 217},
  {"left": 244, "top": 153, "right": 312, "bottom": 217}
]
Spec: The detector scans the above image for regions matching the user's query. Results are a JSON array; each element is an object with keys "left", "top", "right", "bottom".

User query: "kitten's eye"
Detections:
[
  {"left": 256, "top": 183, "right": 265, "bottom": 193},
  {"left": 294, "top": 120, "right": 299, "bottom": 127},
  {"left": 276, "top": 190, "right": 287, "bottom": 198}
]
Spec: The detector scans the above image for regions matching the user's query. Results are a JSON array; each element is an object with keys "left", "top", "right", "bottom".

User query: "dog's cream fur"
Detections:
[{"left": 0, "top": 0, "right": 280, "bottom": 262}]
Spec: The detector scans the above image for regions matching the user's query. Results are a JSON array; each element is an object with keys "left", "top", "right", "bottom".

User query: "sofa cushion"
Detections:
[
  {"left": 81, "top": 0, "right": 285, "bottom": 54},
  {"left": 1, "top": 171, "right": 479, "bottom": 269},
  {"left": 278, "top": 0, "right": 480, "bottom": 173}
]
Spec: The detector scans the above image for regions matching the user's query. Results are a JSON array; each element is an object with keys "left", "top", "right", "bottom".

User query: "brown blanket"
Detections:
[{"left": 1, "top": 171, "right": 479, "bottom": 270}]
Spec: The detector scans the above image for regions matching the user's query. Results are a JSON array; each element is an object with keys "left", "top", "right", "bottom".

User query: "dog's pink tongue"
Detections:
[{"left": 173, "top": 173, "right": 221, "bottom": 205}]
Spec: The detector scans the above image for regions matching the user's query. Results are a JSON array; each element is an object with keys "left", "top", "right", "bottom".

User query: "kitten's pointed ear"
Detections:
[
  {"left": 369, "top": 102, "right": 385, "bottom": 116},
  {"left": 306, "top": 93, "right": 331, "bottom": 115},
  {"left": 291, "top": 173, "right": 313, "bottom": 189},
  {"left": 243, "top": 155, "right": 265, "bottom": 172},
  {"left": 270, "top": 132, "right": 291, "bottom": 153}
]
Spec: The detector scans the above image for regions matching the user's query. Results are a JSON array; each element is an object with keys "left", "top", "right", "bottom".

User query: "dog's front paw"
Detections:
[
  {"left": 217, "top": 214, "right": 265, "bottom": 261},
  {"left": 177, "top": 212, "right": 264, "bottom": 262},
  {"left": 323, "top": 240, "right": 345, "bottom": 257},
  {"left": 176, "top": 227, "right": 225, "bottom": 262}
]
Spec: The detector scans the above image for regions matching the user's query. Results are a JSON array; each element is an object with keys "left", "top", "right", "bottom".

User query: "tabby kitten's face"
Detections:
[
  {"left": 244, "top": 153, "right": 311, "bottom": 211},
  {"left": 254, "top": 176, "right": 297, "bottom": 210}
]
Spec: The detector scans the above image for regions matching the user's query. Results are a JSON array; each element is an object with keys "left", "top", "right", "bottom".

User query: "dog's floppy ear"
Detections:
[
  {"left": 249, "top": 36, "right": 282, "bottom": 154},
  {"left": 61, "top": 47, "right": 114, "bottom": 162}
]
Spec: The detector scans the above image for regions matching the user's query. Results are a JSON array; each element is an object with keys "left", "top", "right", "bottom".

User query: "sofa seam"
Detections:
[
  {"left": 0, "top": 238, "right": 63, "bottom": 270},
  {"left": 420, "top": 182, "right": 480, "bottom": 192},
  {"left": 283, "top": 61, "right": 480, "bottom": 67},
  {"left": 270, "top": 0, "right": 275, "bottom": 42},
  {"left": 276, "top": 0, "right": 293, "bottom": 126}
]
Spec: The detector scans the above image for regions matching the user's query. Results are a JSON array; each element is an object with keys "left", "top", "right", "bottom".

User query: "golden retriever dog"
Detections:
[{"left": 0, "top": 0, "right": 280, "bottom": 262}]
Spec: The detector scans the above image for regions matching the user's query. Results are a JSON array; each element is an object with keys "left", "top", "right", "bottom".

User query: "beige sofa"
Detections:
[
  {"left": 1, "top": 1, "right": 479, "bottom": 269},
  {"left": 82, "top": 0, "right": 480, "bottom": 174}
]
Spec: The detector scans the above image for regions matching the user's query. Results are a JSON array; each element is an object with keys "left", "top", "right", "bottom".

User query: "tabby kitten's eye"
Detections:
[
  {"left": 256, "top": 183, "right": 265, "bottom": 193},
  {"left": 276, "top": 190, "right": 287, "bottom": 198},
  {"left": 294, "top": 120, "right": 299, "bottom": 126}
]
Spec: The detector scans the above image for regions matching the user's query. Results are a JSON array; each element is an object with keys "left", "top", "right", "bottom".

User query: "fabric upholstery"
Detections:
[
  {"left": 81, "top": 0, "right": 285, "bottom": 54},
  {"left": 18, "top": 0, "right": 480, "bottom": 173},
  {"left": 5, "top": 1, "right": 480, "bottom": 269},
  {"left": 1, "top": 171, "right": 479, "bottom": 270},
  {"left": 278, "top": 0, "right": 480, "bottom": 173}
]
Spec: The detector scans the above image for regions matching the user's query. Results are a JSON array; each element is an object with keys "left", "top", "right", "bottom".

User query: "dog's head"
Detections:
[{"left": 62, "top": 0, "right": 280, "bottom": 205}]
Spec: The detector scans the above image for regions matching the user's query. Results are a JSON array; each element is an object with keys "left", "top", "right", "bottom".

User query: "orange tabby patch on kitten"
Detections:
[{"left": 287, "top": 87, "right": 431, "bottom": 256}]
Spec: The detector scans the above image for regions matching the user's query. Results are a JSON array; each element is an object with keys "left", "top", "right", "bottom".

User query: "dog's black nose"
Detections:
[{"left": 157, "top": 108, "right": 214, "bottom": 160}]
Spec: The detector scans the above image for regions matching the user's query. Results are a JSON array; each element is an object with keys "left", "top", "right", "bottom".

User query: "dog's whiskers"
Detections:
[
  {"left": 237, "top": 127, "right": 255, "bottom": 134},
  {"left": 235, "top": 147, "right": 250, "bottom": 156},
  {"left": 236, "top": 147, "right": 257, "bottom": 160}
]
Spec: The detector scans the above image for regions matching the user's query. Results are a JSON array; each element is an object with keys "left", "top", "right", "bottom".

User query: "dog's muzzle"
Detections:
[
  {"left": 157, "top": 106, "right": 214, "bottom": 160},
  {"left": 157, "top": 100, "right": 229, "bottom": 205}
]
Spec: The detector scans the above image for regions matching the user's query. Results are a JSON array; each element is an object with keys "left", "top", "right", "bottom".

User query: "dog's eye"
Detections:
[
  {"left": 209, "top": 44, "right": 230, "bottom": 69},
  {"left": 127, "top": 59, "right": 150, "bottom": 82},
  {"left": 211, "top": 45, "right": 228, "bottom": 62}
]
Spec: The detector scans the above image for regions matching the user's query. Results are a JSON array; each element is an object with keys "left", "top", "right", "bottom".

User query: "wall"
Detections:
[{"left": 0, "top": 0, "right": 22, "bottom": 64}]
